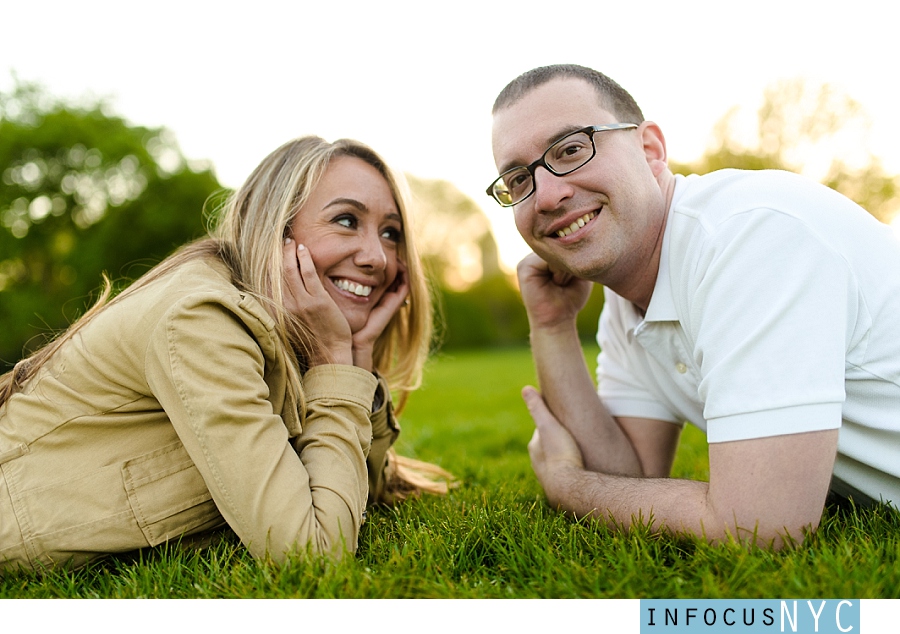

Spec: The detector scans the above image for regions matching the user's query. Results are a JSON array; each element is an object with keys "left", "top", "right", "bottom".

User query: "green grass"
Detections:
[{"left": 2, "top": 345, "right": 899, "bottom": 598}]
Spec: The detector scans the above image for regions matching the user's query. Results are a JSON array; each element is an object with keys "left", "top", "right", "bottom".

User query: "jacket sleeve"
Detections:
[
  {"left": 144, "top": 295, "right": 377, "bottom": 561},
  {"left": 365, "top": 375, "right": 401, "bottom": 505}
]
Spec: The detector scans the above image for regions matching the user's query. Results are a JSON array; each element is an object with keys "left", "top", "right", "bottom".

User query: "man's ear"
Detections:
[{"left": 640, "top": 121, "right": 668, "bottom": 177}]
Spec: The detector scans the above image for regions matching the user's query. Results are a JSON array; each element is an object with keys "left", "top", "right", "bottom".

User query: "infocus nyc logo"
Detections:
[{"left": 640, "top": 599, "right": 859, "bottom": 633}]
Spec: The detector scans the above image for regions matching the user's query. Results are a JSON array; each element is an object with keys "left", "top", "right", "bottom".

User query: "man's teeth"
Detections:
[
  {"left": 334, "top": 279, "right": 372, "bottom": 297},
  {"left": 556, "top": 211, "right": 597, "bottom": 238}
]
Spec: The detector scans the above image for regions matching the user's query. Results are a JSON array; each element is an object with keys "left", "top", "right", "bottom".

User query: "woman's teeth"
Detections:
[
  {"left": 556, "top": 211, "right": 597, "bottom": 238},
  {"left": 334, "top": 279, "right": 372, "bottom": 297}
]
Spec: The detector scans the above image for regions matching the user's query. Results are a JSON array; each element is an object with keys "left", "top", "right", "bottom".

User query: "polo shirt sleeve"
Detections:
[
  {"left": 686, "top": 209, "right": 853, "bottom": 443},
  {"left": 597, "top": 291, "right": 684, "bottom": 423},
  {"left": 144, "top": 294, "right": 376, "bottom": 561}
]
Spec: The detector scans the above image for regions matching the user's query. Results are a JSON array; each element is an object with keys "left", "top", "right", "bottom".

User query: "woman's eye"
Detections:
[
  {"left": 381, "top": 227, "right": 402, "bottom": 242},
  {"left": 335, "top": 215, "right": 356, "bottom": 228}
]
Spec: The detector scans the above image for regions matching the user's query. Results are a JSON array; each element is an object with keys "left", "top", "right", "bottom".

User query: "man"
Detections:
[{"left": 487, "top": 64, "right": 900, "bottom": 548}]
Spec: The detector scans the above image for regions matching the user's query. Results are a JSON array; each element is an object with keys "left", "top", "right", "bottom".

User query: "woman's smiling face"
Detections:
[{"left": 289, "top": 156, "right": 403, "bottom": 334}]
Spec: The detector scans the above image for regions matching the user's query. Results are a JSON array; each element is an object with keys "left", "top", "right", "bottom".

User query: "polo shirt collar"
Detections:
[{"left": 641, "top": 174, "right": 687, "bottom": 324}]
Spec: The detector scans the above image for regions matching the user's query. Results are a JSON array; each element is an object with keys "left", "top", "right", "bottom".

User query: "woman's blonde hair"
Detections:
[{"left": 1, "top": 136, "right": 433, "bottom": 419}]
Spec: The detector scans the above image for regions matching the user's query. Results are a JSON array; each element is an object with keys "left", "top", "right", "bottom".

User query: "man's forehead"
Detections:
[{"left": 491, "top": 79, "right": 613, "bottom": 169}]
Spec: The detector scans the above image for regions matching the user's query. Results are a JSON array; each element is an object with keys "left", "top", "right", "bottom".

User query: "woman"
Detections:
[{"left": 0, "top": 136, "right": 448, "bottom": 572}]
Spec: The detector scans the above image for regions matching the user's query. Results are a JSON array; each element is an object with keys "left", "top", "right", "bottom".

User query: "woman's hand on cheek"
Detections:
[
  {"left": 283, "top": 239, "right": 353, "bottom": 367},
  {"left": 351, "top": 262, "right": 410, "bottom": 372}
]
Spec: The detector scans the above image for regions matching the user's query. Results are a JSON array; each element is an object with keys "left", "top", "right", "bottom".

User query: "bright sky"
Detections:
[{"left": 4, "top": 0, "right": 900, "bottom": 269}]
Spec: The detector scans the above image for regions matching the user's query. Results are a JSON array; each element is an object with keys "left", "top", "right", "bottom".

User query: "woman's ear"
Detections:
[{"left": 640, "top": 121, "right": 668, "bottom": 177}]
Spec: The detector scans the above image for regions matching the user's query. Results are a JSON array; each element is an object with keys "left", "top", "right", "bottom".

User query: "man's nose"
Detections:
[{"left": 532, "top": 166, "right": 575, "bottom": 212}]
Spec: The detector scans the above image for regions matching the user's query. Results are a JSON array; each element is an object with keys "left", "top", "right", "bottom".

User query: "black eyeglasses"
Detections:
[{"left": 486, "top": 123, "right": 639, "bottom": 207}]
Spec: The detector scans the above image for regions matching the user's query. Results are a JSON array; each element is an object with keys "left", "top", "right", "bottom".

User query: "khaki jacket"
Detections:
[{"left": 0, "top": 258, "right": 399, "bottom": 572}]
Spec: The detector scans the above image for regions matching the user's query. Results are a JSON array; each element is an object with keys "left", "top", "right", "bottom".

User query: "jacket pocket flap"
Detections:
[
  {"left": 0, "top": 443, "right": 28, "bottom": 466},
  {"left": 122, "top": 442, "right": 222, "bottom": 545}
]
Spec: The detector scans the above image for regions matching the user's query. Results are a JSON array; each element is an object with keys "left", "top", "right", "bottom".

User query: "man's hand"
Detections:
[
  {"left": 523, "top": 385, "right": 584, "bottom": 506},
  {"left": 517, "top": 252, "right": 592, "bottom": 331}
]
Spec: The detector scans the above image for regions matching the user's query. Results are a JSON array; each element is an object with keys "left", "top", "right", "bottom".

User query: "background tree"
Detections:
[
  {"left": 407, "top": 174, "right": 527, "bottom": 348},
  {"left": 671, "top": 78, "right": 900, "bottom": 223},
  {"left": 0, "top": 78, "right": 222, "bottom": 371},
  {"left": 406, "top": 174, "right": 502, "bottom": 290},
  {"left": 407, "top": 175, "right": 604, "bottom": 349}
]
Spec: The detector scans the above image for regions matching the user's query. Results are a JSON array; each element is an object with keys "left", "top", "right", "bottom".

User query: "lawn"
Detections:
[{"left": 1, "top": 344, "right": 899, "bottom": 598}]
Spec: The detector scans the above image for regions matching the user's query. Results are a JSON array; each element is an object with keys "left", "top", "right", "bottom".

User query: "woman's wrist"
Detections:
[
  {"left": 308, "top": 344, "right": 354, "bottom": 368},
  {"left": 352, "top": 345, "right": 374, "bottom": 373}
]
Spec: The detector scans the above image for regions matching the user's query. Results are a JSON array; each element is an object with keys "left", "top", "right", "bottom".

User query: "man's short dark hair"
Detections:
[{"left": 492, "top": 64, "right": 645, "bottom": 124}]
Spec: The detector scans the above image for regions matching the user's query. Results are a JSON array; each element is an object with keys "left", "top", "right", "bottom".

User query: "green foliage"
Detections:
[
  {"left": 576, "top": 283, "right": 605, "bottom": 343},
  {"left": 0, "top": 78, "right": 222, "bottom": 371},
  {"left": 2, "top": 346, "right": 897, "bottom": 598},
  {"left": 671, "top": 78, "right": 900, "bottom": 223},
  {"left": 406, "top": 173, "right": 533, "bottom": 351},
  {"left": 434, "top": 276, "right": 604, "bottom": 351},
  {"left": 436, "top": 276, "right": 530, "bottom": 349}
]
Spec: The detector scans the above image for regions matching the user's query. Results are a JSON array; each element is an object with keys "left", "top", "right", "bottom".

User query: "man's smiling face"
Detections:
[{"left": 491, "top": 77, "right": 668, "bottom": 287}]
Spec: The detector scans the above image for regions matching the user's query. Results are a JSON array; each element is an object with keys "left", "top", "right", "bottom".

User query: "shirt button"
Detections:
[{"left": 675, "top": 362, "right": 688, "bottom": 374}]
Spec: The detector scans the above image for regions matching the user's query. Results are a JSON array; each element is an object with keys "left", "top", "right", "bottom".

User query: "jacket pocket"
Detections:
[
  {"left": 122, "top": 442, "right": 224, "bottom": 546},
  {"left": 0, "top": 443, "right": 28, "bottom": 466}
]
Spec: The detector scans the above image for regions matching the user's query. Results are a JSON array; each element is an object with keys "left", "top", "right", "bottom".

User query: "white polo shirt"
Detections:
[{"left": 596, "top": 169, "right": 900, "bottom": 507}]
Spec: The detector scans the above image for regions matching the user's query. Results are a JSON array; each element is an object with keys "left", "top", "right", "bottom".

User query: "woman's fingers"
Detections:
[
  {"left": 283, "top": 239, "right": 323, "bottom": 298},
  {"left": 355, "top": 266, "right": 409, "bottom": 343},
  {"left": 375, "top": 266, "right": 410, "bottom": 318},
  {"left": 293, "top": 243, "right": 321, "bottom": 294},
  {"left": 283, "top": 240, "right": 335, "bottom": 310},
  {"left": 282, "top": 239, "right": 314, "bottom": 308},
  {"left": 349, "top": 264, "right": 410, "bottom": 372},
  {"left": 282, "top": 239, "right": 353, "bottom": 366},
  {"left": 282, "top": 236, "right": 301, "bottom": 281}
]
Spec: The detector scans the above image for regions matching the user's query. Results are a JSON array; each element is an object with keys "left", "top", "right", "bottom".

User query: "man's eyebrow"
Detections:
[
  {"left": 323, "top": 198, "right": 403, "bottom": 224},
  {"left": 545, "top": 124, "right": 587, "bottom": 147},
  {"left": 498, "top": 124, "right": 586, "bottom": 174}
]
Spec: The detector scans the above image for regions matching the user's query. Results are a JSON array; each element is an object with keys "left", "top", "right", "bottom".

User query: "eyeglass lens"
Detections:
[{"left": 494, "top": 130, "right": 595, "bottom": 206}]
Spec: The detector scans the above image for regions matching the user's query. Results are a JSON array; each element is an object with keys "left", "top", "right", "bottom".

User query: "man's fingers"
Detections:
[
  {"left": 522, "top": 385, "right": 554, "bottom": 429},
  {"left": 523, "top": 385, "right": 584, "bottom": 469},
  {"left": 527, "top": 428, "right": 542, "bottom": 456},
  {"left": 517, "top": 252, "right": 572, "bottom": 285},
  {"left": 550, "top": 266, "right": 574, "bottom": 286},
  {"left": 517, "top": 252, "right": 551, "bottom": 281}
]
